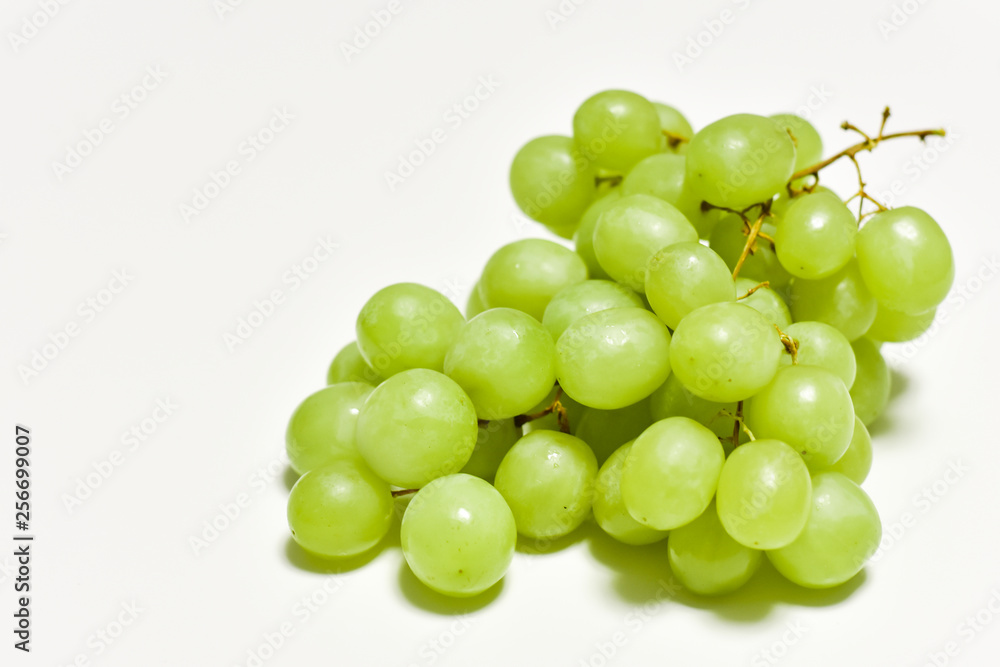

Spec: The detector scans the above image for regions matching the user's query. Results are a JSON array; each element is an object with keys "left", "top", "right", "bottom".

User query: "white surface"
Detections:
[{"left": 3, "top": 0, "right": 1000, "bottom": 665}]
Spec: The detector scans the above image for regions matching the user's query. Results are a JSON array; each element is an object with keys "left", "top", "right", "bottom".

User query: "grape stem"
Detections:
[
  {"left": 513, "top": 386, "right": 571, "bottom": 434},
  {"left": 774, "top": 325, "right": 799, "bottom": 364},
  {"left": 699, "top": 201, "right": 773, "bottom": 280},
  {"left": 392, "top": 488, "right": 418, "bottom": 498},
  {"left": 737, "top": 281, "right": 770, "bottom": 300},
  {"left": 716, "top": 108, "right": 945, "bottom": 285},
  {"left": 594, "top": 174, "right": 623, "bottom": 188},
  {"left": 721, "top": 402, "right": 755, "bottom": 447},
  {"left": 662, "top": 129, "right": 690, "bottom": 149},
  {"left": 730, "top": 204, "right": 771, "bottom": 280},
  {"left": 787, "top": 107, "right": 945, "bottom": 192}
]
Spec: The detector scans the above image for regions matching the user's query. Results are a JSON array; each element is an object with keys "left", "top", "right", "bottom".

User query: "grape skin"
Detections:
[
  {"left": 288, "top": 461, "right": 393, "bottom": 559},
  {"left": 621, "top": 417, "right": 725, "bottom": 531},
  {"left": 286, "top": 382, "right": 373, "bottom": 475},
  {"left": 401, "top": 474, "right": 517, "bottom": 597},
  {"left": 356, "top": 369, "right": 479, "bottom": 488},
  {"left": 767, "top": 472, "right": 881, "bottom": 589},
  {"left": 556, "top": 307, "right": 672, "bottom": 409},
  {"left": 494, "top": 430, "right": 598, "bottom": 540}
]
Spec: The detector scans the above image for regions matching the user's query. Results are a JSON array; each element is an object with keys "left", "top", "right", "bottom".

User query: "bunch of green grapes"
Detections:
[{"left": 282, "top": 89, "right": 953, "bottom": 600}]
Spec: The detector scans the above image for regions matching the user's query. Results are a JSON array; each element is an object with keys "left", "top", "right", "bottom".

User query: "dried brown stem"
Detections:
[{"left": 737, "top": 281, "right": 770, "bottom": 300}]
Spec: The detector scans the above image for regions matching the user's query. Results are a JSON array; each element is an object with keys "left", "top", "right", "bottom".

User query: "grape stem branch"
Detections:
[
  {"left": 513, "top": 386, "right": 571, "bottom": 434},
  {"left": 721, "top": 402, "right": 755, "bottom": 448},
  {"left": 787, "top": 107, "right": 945, "bottom": 192}
]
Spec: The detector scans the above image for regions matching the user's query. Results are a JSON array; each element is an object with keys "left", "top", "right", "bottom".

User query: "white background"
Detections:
[{"left": 2, "top": 0, "right": 1000, "bottom": 665}]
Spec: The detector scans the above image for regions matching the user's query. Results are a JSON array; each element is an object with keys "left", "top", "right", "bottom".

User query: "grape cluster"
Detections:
[{"left": 285, "top": 89, "right": 954, "bottom": 599}]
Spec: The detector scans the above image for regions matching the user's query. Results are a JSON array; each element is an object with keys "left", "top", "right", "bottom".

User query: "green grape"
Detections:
[
  {"left": 556, "top": 307, "right": 672, "bottom": 409},
  {"left": 494, "top": 430, "right": 598, "bottom": 540},
  {"left": 648, "top": 374, "right": 736, "bottom": 439},
  {"left": 460, "top": 419, "right": 521, "bottom": 483},
  {"left": 479, "top": 239, "right": 588, "bottom": 321},
  {"left": 769, "top": 185, "right": 837, "bottom": 223},
  {"left": 286, "top": 382, "right": 374, "bottom": 475},
  {"left": 287, "top": 461, "right": 393, "bottom": 558},
  {"left": 716, "top": 439, "right": 812, "bottom": 549},
  {"left": 593, "top": 441, "right": 668, "bottom": 545},
  {"left": 444, "top": 308, "right": 556, "bottom": 420},
  {"left": 866, "top": 304, "right": 936, "bottom": 343},
  {"left": 744, "top": 365, "right": 855, "bottom": 468},
  {"left": 779, "top": 321, "right": 857, "bottom": 388},
  {"left": 816, "top": 417, "right": 872, "bottom": 484},
  {"left": 646, "top": 242, "right": 736, "bottom": 329},
  {"left": 669, "top": 302, "right": 782, "bottom": 403},
  {"left": 521, "top": 386, "right": 584, "bottom": 435},
  {"left": 542, "top": 279, "right": 644, "bottom": 341},
  {"left": 774, "top": 191, "right": 857, "bottom": 280},
  {"left": 575, "top": 398, "right": 653, "bottom": 465},
  {"left": 849, "top": 338, "right": 890, "bottom": 426},
  {"left": 734, "top": 277, "right": 792, "bottom": 328},
  {"left": 668, "top": 500, "right": 762, "bottom": 595},
  {"left": 465, "top": 282, "right": 486, "bottom": 319},
  {"left": 401, "top": 474, "right": 516, "bottom": 597},
  {"left": 685, "top": 114, "right": 796, "bottom": 210},
  {"left": 573, "top": 189, "right": 621, "bottom": 281},
  {"left": 788, "top": 260, "right": 877, "bottom": 341},
  {"left": 653, "top": 102, "right": 695, "bottom": 153},
  {"left": 621, "top": 153, "right": 686, "bottom": 202},
  {"left": 618, "top": 152, "right": 721, "bottom": 238},
  {"left": 573, "top": 90, "right": 662, "bottom": 173},
  {"left": 621, "top": 417, "right": 725, "bottom": 530},
  {"left": 326, "top": 341, "right": 383, "bottom": 386},
  {"left": 856, "top": 207, "right": 954, "bottom": 314},
  {"left": 356, "top": 283, "right": 465, "bottom": 378},
  {"left": 355, "top": 369, "right": 478, "bottom": 488},
  {"left": 593, "top": 194, "right": 698, "bottom": 291},
  {"left": 509, "top": 135, "right": 595, "bottom": 231},
  {"left": 767, "top": 472, "right": 881, "bottom": 589},
  {"left": 710, "top": 214, "right": 791, "bottom": 288},
  {"left": 769, "top": 113, "right": 823, "bottom": 172}
]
